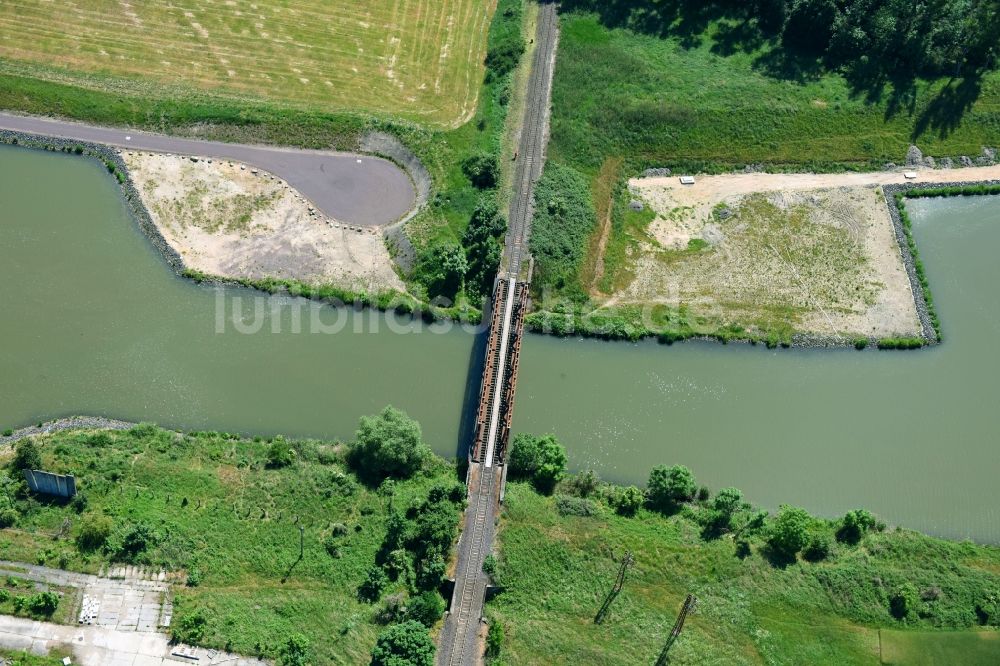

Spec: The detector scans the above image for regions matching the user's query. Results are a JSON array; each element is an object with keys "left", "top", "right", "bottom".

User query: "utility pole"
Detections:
[
  {"left": 654, "top": 594, "right": 697, "bottom": 665},
  {"left": 594, "top": 551, "right": 634, "bottom": 625}
]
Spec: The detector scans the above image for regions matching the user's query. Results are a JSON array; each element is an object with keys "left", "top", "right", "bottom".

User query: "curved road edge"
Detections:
[{"left": 0, "top": 111, "right": 417, "bottom": 227}]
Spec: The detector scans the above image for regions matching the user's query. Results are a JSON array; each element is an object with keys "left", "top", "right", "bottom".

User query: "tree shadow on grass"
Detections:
[
  {"left": 760, "top": 545, "right": 797, "bottom": 570},
  {"left": 912, "top": 74, "right": 985, "bottom": 140},
  {"left": 559, "top": 0, "right": 990, "bottom": 132}
]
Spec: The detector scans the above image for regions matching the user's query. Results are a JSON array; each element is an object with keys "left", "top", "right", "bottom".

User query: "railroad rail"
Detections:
[
  {"left": 437, "top": 4, "right": 559, "bottom": 665},
  {"left": 437, "top": 3, "right": 558, "bottom": 666}
]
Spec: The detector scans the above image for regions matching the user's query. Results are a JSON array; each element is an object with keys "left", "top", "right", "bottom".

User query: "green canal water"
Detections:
[{"left": 1, "top": 145, "right": 998, "bottom": 542}]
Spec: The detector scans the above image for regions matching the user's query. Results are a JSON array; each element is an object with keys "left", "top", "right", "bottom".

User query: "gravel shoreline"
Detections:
[{"left": 0, "top": 416, "right": 136, "bottom": 446}]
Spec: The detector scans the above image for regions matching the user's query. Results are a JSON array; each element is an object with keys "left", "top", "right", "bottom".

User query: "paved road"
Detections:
[
  {"left": 0, "top": 112, "right": 415, "bottom": 227},
  {"left": 0, "top": 615, "right": 265, "bottom": 666}
]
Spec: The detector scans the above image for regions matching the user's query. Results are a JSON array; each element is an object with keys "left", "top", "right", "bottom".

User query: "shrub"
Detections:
[
  {"left": 486, "top": 620, "right": 504, "bottom": 659},
  {"left": 836, "top": 509, "right": 878, "bottom": 544},
  {"left": 11, "top": 440, "right": 42, "bottom": 471},
  {"left": 374, "top": 593, "right": 408, "bottom": 625},
  {"left": 26, "top": 591, "right": 59, "bottom": 617},
  {"left": 385, "top": 548, "right": 412, "bottom": 582},
  {"left": 416, "top": 243, "right": 468, "bottom": 300},
  {"left": 358, "top": 565, "right": 388, "bottom": 603},
  {"left": 890, "top": 583, "right": 921, "bottom": 622},
  {"left": 70, "top": 492, "right": 88, "bottom": 513},
  {"left": 185, "top": 568, "right": 202, "bottom": 588},
  {"left": 610, "top": 486, "right": 644, "bottom": 517},
  {"left": 266, "top": 438, "right": 295, "bottom": 468},
  {"left": 564, "top": 470, "right": 600, "bottom": 498},
  {"left": 370, "top": 620, "right": 436, "bottom": 666},
  {"left": 555, "top": 494, "right": 598, "bottom": 517},
  {"left": 278, "top": 633, "right": 311, "bottom": 666},
  {"left": 854, "top": 337, "right": 869, "bottom": 350},
  {"left": 172, "top": 608, "right": 209, "bottom": 643},
  {"left": 698, "top": 487, "right": 747, "bottom": 537},
  {"left": 802, "top": 532, "right": 833, "bottom": 562},
  {"left": 765, "top": 505, "right": 813, "bottom": 561},
  {"left": 647, "top": 465, "right": 696, "bottom": 512},
  {"left": 482, "top": 554, "right": 497, "bottom": 576},
  {"left": 351, "top": 407, "right": 429, "bottom": 480},
  {"left": 75, "top": 513, "right": 113, "bottom": 552},
  {"left": 408, "top": 590, "right": 445, "bottom": 627},
  {"left": 0, "top": 508, "right": 18, "bottom": 528},
  {"left": 1, "top": 429, "right": 12, "bottom": 437},
  {"left": 108, "top": 521, "right": 159, "bottom": 563}
]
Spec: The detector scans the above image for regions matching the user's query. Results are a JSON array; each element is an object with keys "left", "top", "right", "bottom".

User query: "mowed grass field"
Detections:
[{"left": 0, "top": 0, "right": 496, "bottom": 125}]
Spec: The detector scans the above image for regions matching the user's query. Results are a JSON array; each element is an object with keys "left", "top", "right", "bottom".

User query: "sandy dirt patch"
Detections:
[
  {"left": 622, "top": 176, "right": 930, "bottom": 338},
  {"left": 122, "top": 152, "right": 404, "bottom": 293},
  {"left": 632, "top": 165, "right": 1000, "bottom": 237}
]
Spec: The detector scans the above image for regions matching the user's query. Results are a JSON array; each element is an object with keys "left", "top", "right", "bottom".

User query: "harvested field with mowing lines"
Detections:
[{"left": 0, "top": 0, "right": 496, "bottom": 125}]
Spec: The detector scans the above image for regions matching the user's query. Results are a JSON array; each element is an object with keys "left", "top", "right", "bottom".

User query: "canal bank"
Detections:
[{"left": 1, "top": 145, "right": 999, "bottom": 542}]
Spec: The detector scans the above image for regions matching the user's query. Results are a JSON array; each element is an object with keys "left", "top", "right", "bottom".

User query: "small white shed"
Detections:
[
  {"left": 679, "top": 175, "right": 696, "bottom": 185},
  {"left": 903, "top": 171, "right": 918, "bottom": 179}
]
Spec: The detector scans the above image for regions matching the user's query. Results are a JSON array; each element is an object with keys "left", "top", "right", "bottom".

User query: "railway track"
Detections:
[
  {"left": 504, "top": 2, "right": 558, "bottom": 278},
  {"left": 437, "top": 4, "right": 559, "bottom": 665}
]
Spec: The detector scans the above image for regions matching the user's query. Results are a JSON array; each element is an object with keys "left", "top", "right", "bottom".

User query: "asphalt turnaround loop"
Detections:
[{"left": 0, "top": 112, "right": 416, "bottom": 226}]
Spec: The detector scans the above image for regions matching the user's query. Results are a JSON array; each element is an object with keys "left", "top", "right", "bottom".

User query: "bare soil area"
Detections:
[
  {"left": 621, "top": 171, "right": 948, "bottom": 338},
  {"left": 122, "top": 152, "right": 404, "bottom": 293}
]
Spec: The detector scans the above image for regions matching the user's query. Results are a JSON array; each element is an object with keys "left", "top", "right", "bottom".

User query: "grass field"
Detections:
[
  {"left": 0, "top": 0, "right": 496, "bottom": 126},
  {"left": 880, "top": 629, "right": 1000, "bottom": 665},
  {"left": 527, "top": 9, "right": 1000, "bottom": 335},
  {"left": 486, "top": 480, "right": 1000, "bottom": 665},
  {"left": 0, "top": 423, "right": 463, "bottom": 665}
]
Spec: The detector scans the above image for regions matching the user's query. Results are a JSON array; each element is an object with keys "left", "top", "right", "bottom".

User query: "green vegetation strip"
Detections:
[
  {"left": 485, "top": 434, "right": 1000, "bottom": 665},
  {"left": 0, "top": 411, "right": 463, "bottom": 665}
]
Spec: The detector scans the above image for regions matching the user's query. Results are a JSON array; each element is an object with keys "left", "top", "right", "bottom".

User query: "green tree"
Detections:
[
  {"left": 279, "top": 633, "right": 311, "bottom": 666},
  {"left": 352, "top": 407, "right": 429, "bottom": 480},
  {"left": 370, "top": 620, "right": 436, "bottom": 666},
  {"left": 532, "top": 435, "right": 567, "bottom": 494},
  {"left": 646, "top": 465, "right": 696, "bottom": 512},
  {"left": 507, "top": 433, "right": 542, "bottom": 479},
  {"left": 417, "top": 243, "right": 468, "bottom": 300},
  {"left": 407, "top": 590, "right": 445, "bottom": 627},
  {"left": 765, "top": 505, "right": 812, "bottom": 561},
  {"left": 358, "top": 565, "right": 389, "bottom": 603},
  {"left": 11, "top": 440, "right": 42, "bottom": 471},
  {"left": 461, "top": 152, "right": 499, "bottom": 189},
  {"left": 415, "top": 553, "right": 446, "bottom": 591},
  {"left": 463, "top": 198, "right": 507, "bottom": 301}
]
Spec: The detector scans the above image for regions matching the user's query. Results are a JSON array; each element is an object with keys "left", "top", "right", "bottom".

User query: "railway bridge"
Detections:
[{"left": 436, "top": 3, "right": 558, "bottom": 665}]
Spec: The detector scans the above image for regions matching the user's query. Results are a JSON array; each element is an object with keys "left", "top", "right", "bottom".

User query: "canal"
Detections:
[{"left": 1, "top": 145, "right": 998, "bottom": 542}]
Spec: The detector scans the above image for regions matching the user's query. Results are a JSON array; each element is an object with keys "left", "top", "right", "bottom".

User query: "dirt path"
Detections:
[
  {"left": 632, "top": 165, "right": 1000, "bottom": 227},
  {"left": 0, "top": 112, "right": 416, "bottom": 226}
]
